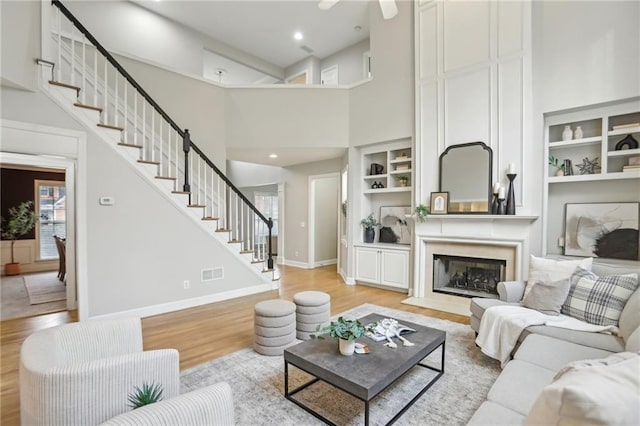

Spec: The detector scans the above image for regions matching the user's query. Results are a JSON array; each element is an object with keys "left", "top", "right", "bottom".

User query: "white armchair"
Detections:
[{"left": 20, "top": 318, "right": 234, "bottom": 426}]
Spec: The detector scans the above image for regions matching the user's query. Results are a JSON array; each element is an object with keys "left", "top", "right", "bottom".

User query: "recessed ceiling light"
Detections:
[
  {"left": 269, "top": 154, "right": 278, "bottom": 159},
  {"left": 293, "top": 32, "right": 303, "bottom": 41}
]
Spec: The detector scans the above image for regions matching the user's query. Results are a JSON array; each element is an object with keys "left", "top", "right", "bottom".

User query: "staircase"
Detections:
[{"left": 41, "top": 0, "right": 278, "bottom": 284}]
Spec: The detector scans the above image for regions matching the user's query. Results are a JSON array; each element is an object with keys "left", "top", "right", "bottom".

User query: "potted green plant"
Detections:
[
  {"left": 360, "top": 213, "right": 379, "bottom": 243},
  {"left": 548, "top": 156, "right": 565, "bottom": 176},
  {"left": 1, "top": 201, "right": 38, "bottom": 276},
  {"left": 415, "top": 204, "right": 429, "bottom": 222},
  {"left": 311, "top": 316, "right": 377, "bottom": 356}
]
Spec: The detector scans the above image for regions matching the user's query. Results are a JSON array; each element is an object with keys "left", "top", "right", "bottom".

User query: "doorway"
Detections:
[
  {"left": 321, "top": 65, "right": 339, "bottom": 85},
  {"left": 308, "top": 173, "right": 340, "bottom": 269}
]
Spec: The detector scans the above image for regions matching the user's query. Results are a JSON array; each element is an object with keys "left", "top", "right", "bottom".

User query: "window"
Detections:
[
  {"left": 35, "top": 180, "right": 66, "bottom": 259},
  {"left": 254, "top": 192, "right": 278, "bottom": 236}
]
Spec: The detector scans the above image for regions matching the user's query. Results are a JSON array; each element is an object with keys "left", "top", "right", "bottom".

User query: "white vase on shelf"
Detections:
[
  {"left": 574, "top": 126, "right": 583, "bottom": 139},
  {"left": 562, "top": 125, "right": 573, "bottom": 141}
]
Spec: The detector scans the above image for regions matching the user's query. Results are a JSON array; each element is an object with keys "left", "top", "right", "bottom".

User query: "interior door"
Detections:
[{"left": 320, "top": 65, "right": 339, "bottom": 85}]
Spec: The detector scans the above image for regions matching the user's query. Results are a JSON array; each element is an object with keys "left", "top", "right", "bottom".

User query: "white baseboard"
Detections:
[
  {"left": 282, "top": 259, "right": 311, "bottom": 269},
  {"left": 311, "top": 259, "right": 337, "bottom": 268},
  {"left": 339, "top": 270, "right": 356, "bottom": 285},
  {"left": 88, "top": 283, "right": 274, "bottom": 320}
]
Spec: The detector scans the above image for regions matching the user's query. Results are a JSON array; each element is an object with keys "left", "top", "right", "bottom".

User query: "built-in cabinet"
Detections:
[
  {"left": 543, "top": 98, "right": 640, "bottom": 255},
  {"left": 363, "top": 145, "right": 412, "bottom": 193},
  {"left": 354, "top": 244, "right": 410, "bottom": 290}
]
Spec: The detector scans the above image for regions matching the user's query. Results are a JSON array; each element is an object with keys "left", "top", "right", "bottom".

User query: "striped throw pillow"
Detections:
[{"left": 562, "top": 266, "right": 639, "bottom": 326}]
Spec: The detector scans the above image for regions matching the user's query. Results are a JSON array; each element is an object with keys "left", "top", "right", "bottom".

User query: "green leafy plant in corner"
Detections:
[
  {"left": 127, "top": 382, "right": 164, "bottom": 409},
  {"left": 360, "top": 213, "right": 379, "bottom": 230},
  {"left": 310, "top": 316, "right": 377, "bottom": 341},
  {"left": 0, "top": 201, "right": 38, "bottom": 264},
  {"left": 415, "top": 204, "right": 429, "bottom": 222}
]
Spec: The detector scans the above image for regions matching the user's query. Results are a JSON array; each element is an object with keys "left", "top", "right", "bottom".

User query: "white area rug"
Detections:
[
  {"left": 181, "top": 303, "right": 500, "bottom": 425},
  {"left": 23, "top": 272, "right": 66, "bottom": 305}
]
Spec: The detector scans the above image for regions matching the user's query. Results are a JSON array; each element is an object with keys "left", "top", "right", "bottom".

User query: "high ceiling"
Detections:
[
  {"left": 133, "top": 0, "right": 370, "bottom": 70},
  {"left": 131, "top": 0, "right": 373, "bottom": 168}
]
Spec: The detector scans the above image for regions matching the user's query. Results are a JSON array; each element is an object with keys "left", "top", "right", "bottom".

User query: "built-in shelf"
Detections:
[
  {"left": 389, "top": 170, "right": 412, "bottom": 175},
  {"left": 549, "top": 136, "right": 602, "bottom": 148},
  {"left": 389, "top": 157, "right": 412, "bottom": 164},
  {"left": 608, "top": 126, "right": 640, "bottom": 136},
  {"left": 548, "top": 171, "right": 640, "bottom": 183},
  {"left": 364, "top": 186, "right": 412, "bottom": 194},
  {"left": 410, "top": 214, "right": 538, "bottom": 221},
  {"left": 608, "top": 148, "right": 640, "bottom": 158},
  {"left": 363, "top": 174, "right": 388, "bottom": 180}
]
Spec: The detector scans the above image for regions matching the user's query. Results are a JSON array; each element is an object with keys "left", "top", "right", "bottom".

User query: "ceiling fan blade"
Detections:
[
  {"left": 379, "top": 0, "right": 398, "bottom": 20},
  {"left": 318, "top": 0, "right": 340, "bottom": 11}
]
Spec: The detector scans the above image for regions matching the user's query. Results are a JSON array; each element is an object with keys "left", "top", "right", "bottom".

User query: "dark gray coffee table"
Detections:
[{"left": 284, "top": 313, "right": 445, "bottom": 426}]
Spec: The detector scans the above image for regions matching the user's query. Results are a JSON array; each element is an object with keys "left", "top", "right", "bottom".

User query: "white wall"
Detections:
[
  {"left": 1, "top": 85, "right": 263, "bottom": 318},
  {"left": 535, "top": 1, "right": 640, "bottom": 113},
  {"left": 282, "top": 158, "right": 342, "bottom": 265},
  {"left": 349, "top": 0, "right": 414, "bottom": 146},
  {"left": 0, "top": 0, "right": 39, "bottom": 91},
  {"left": 115, "top": 55, "right": 227, "bottom": 171},
  {"left": 312, "top": 175, "right": 339, "bottom": 264},
  {"left": 320, "top": 38, "right": 370, "bottom": 85},
  {"left": 227, "top": 160, "right": 283, "bottom": 187},
  {"left": 225, "top": 87, "right": 349, "bottom": 149},
  {"left": 65, "top": 1, "right": 283, "bottom": 80}
]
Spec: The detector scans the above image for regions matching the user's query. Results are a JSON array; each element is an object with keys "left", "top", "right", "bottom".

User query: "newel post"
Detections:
[
  {"left": 267, "top": 217, "right": 274, "bottom": 270},
  {"left": 183, "top": 129, "right": 191, "bottom": 196}
]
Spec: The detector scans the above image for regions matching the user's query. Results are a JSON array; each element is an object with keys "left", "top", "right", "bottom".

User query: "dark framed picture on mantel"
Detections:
[{"left": 430, "top": 192, "right": 449, "bottom": 215}]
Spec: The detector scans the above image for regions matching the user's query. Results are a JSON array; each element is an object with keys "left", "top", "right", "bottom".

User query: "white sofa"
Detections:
[
  {"left": 20, "top": 318, "right": 234, "bottom": 426},
  {"left": 468, "top": 260, "right": 640, "bottom": 424}
]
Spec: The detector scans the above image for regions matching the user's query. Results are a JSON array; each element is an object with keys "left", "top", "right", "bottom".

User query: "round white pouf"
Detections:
[
  {"left": 253, "top": 299, "right": 297, "bottom": 356},
  {"left": 293, "top": 291, "right": 331, "bottom": 340}
]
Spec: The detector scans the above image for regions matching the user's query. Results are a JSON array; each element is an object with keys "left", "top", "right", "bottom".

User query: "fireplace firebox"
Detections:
[{"left": 432, "top": 254, "right": 505, "bottom": 299}]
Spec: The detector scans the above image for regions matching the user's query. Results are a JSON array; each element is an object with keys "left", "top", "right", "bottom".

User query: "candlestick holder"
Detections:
[
  {"left": 506, "top": 173, "right": 517, "bottom": 215},
  {"left": 497, "top": 197, "right": 506, "bottom": 215},
  {"left": 491, "top": 192, "right": 499, "bottom": 214}
]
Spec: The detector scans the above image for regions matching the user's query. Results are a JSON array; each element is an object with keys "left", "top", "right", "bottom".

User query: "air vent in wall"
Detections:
[
  {"left": 201, "top": 267, "right": 224, "bottom": 282},
  {"left": 300, "top": 45, "right": 314, "bottom": 54}
]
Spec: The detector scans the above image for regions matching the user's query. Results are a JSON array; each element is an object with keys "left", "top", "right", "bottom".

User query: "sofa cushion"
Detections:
[
  {"left": 522, "top": 278, "right": 570, "bottom": 315},
  {"left": 514, "top": 334, "right": 614, "bottom": 372},
  {"left": 562, "top": 266, "right": 638, "bottom": 326},
  {"left": 467, "top": 401, "right": 524, "bottom": 426},
  {"left": 486, "top": 360, "right": 556, "bottom": 415},
  {"left": 525, "top": 255, "right": 592, "bottom": 299},
  {"left": 619, "top": 287, "right": 640, "bottom": 342},
  {"left": 470, "top": 297, "right": 513, "bottom": 321},
  {"left": 523, "top": 353, "right": 640, "bottom": 426},
  {"left": 519, "top": 326, "right": 625, "bottom": 353},
  {"left": 626, "top": 326, "right": 640, "bottom": 352}
]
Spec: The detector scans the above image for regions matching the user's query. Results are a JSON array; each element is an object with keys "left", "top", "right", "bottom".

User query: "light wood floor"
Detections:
[{"left": 1, "top": 265, "right": 468, "bottom": 425}]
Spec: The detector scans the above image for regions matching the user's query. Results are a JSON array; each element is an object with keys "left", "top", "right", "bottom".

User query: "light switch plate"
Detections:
[{"left": 99, "top": 196, "right": 115, "bottom": 206}]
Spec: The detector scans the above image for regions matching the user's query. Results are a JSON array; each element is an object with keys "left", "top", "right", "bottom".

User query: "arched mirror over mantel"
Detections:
[{"left": 439, "top": 142, "right": 493, "bottom": 214}]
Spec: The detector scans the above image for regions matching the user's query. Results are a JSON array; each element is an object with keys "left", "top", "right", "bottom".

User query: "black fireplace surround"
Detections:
[{"left": 432, "top": 254, "right": 506, "bottom": 299}]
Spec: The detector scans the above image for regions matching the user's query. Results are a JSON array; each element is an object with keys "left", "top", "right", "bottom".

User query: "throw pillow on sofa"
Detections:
[
  {"left": 522, "top": 278, "right": 570, "bottom": 315},
  {"left": 524, "top": 255, "right": 592, "bottom": 300},
  {"left": 562, "top": 266, "right": 639, "bottom": 326},
  {"left": 523, "top": 353, "right": 640, "bottom": 426}
]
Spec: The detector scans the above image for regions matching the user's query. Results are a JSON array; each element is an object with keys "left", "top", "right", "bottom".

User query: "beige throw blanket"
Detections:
[{"left": 475, "top": 305, "right": 618, "bottom": 368}]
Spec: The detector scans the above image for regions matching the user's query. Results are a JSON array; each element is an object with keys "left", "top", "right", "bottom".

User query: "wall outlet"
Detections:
[
  {"left": 183, "top": 280, "right": 190, "bottom": 289},
  {"left": 295, "top": 251, "right": 299, "bottom": 257}
]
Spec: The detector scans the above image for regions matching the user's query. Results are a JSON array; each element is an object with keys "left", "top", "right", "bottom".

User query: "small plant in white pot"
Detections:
[
  {"left": 311, "top": 316, "right": 377, "bottom": 356},
  {"left": 1, "top": 201, "right": 38, "bottom": 276}
]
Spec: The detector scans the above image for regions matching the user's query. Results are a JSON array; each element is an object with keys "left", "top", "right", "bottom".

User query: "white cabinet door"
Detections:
[
  {"left": 354, "top": 247, "right": 380, "bottom": 283},
  {"left": 380, "top": 249, "right": 409, "bottom": 289}
]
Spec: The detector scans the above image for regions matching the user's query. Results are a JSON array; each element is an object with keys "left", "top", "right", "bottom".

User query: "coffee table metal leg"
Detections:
[
  {"left": 365, "top": 400, "right": 370, "bottom": 426},
  {"left": 284, "top": 360, "right": 289, "bottom": 397}
]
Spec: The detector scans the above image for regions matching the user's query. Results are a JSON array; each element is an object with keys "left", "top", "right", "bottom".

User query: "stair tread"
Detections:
[
  {"left": 155, "top": 176, "right": 176, "bottom": 180},
  {"left": 172, "top": 191, "right": 191, "bottom": 194},
  {"left": 251, "top": 259, "right": 265, "bottom": 264},
  {"left": 187, "top": 204, "right": 206, "bottom": 208},
  {"left": 74, "top": 102, "right": 103, "bottom": 112},
  {"left": 228, "top": 239, "right": 243, "bottom": 244},
  {"left": 216, "top": 228, "right": 231, "bottom": 232},
  {"left": 118, "top": 143, "right": 143, "bottom": 149},
  {"left": 49, "top": 80, "right": 80, "bottom": 92},
  {"left": 97, "top": 123, "right": 124, "bottom": 131},
  {"left": 137, "top": 160, "right": 160, "bottom": 165},
  {"left": 239, "top": 250, "right": 253, "bottom": 254},
  {"left": 201, "top": 217, "right": 219, "bottom": 221}
]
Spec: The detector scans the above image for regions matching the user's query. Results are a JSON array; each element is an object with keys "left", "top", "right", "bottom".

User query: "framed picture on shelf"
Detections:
[
  {"left": 379, "top": 206, "right": 412, "bottom": 245},
  {"left": 430, "top": 192, "right": 449, "bottom": 215},
  {"left": 564, "top": 202, "right": 640, "bottom": 260}
]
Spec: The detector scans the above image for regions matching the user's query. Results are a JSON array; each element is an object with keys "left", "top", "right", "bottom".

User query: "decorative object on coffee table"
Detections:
[
  {"left": 564, "top": 202, "right": 640, "bottom": 260},
  {"left": 310, "top": 316, "right": 376, "bottom": 356}
]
